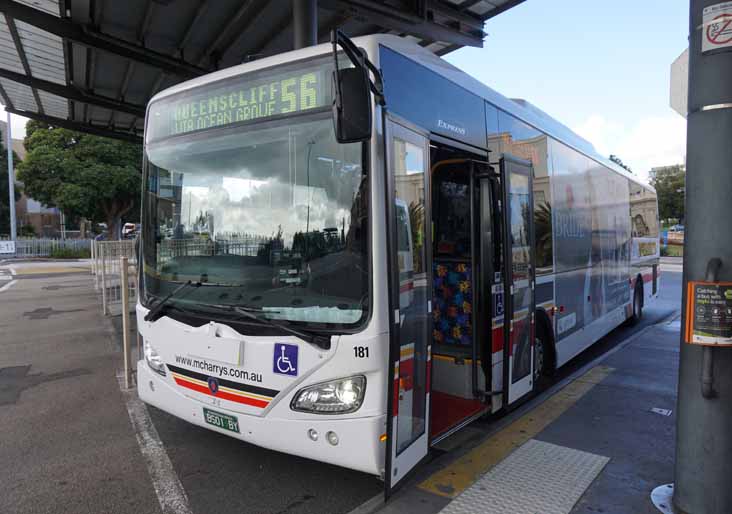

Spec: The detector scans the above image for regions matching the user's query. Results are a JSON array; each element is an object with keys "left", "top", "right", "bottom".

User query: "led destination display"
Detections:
[{"left": 148, "top": 61, "right": 332, "bottom": 141}]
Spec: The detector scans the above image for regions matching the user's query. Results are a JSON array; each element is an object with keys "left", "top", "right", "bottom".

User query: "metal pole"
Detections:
[
  {"left": 674, "top": 1, "right": 732, "bottom": 513},
  {"left": 121, "top": 256, "right": 132, "bottom": 389},
  {"left": 293, "top": 0, "right": 317, "bottom": 49},
  {"left": 101, "top": 244, "right": 108, "bottom": 314},
  {"left": 6, "top": 111, "right": 17, "bottom": 242}
]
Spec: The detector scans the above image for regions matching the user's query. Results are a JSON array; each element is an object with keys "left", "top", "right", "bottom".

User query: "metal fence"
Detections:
[
  {"left": 156, "top": 236, "right": 267, "bottom": 263},
  {"left": 91, "top": 240, "right": 137, "bottom": 315},
  {"left": 0, "top": 237, "right": 92, "bottom": 258}
]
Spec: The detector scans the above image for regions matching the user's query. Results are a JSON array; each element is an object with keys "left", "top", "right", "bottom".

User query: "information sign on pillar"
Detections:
[
  {"left": 685, "top": 281, "right": 732, "bottom": 345},
  {"left": 702, "top": 1, "right": 732, "bottom": 53}
]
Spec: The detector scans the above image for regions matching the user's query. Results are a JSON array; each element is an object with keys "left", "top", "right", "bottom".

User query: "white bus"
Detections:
[{"left": 137, "top": 32, "right": 660, "bottom": 494}]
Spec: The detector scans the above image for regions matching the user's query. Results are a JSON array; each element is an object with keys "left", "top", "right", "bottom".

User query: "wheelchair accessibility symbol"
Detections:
[{"left": 273, "top": 343, "right": 298, "bottom": 376}]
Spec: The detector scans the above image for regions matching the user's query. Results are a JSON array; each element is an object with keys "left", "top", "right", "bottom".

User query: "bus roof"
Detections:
[{"left": 149, "top": 34, "right": 655, "bottom": 192}]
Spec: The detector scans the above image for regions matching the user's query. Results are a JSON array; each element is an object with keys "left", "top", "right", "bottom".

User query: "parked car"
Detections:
[
  {"left": 669, "top": 224, "right": 684, "bottom": 232},
  {"left": 122, "top": 223, "right": 139, "bottom": 238}
]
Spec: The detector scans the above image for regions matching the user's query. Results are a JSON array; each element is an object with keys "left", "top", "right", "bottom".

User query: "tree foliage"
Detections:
[
  {"left": 650, "top": 165, "right": 685, "bottom": 222},
  {"left": 0, "top": 136, "right": 20, "bottom": 236},
  {"left": 17, "top": 120, "right": 142, "bottom": 238}
]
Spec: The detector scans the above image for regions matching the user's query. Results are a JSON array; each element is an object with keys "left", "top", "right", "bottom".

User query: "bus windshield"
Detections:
[{"left": 142, "top": 112, "right": 369, "bottom": 329}]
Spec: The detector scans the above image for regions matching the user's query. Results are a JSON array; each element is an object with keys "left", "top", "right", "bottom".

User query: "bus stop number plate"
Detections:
[{"left": 204, "top": 408, "right": 240, "bottom": 433}]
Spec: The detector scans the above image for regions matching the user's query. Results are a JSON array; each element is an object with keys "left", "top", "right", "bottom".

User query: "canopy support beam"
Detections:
[
  {"left": 0, "top": 0, "right": 207, "bottom": 79},
  {"left": 5, "top": 107, "right": 143, "bottom": 143},
  {"left": 0, "top": 67, "right": 146, "bottom": 117}
]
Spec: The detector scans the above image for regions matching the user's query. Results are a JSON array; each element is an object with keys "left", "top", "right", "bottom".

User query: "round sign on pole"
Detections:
[{"left": 702, "top": 2, "right": 732, "bottom": 53}]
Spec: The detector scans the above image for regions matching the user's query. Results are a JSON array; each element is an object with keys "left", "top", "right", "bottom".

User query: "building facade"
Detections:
[{"left": 1, "top": 119, "right": 62, "bottom": 237}]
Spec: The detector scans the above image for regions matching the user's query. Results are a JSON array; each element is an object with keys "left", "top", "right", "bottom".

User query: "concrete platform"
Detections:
[
  {"left": 375, "top": 300, "right": 681, "bottom": 514},
  {"left": 0, "top": 263, "right": 161, "bottom": 514}
]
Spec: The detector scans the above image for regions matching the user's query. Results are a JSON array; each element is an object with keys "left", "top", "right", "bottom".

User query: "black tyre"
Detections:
[
  {"left": 628, "top": 283, "right": 643, "bottom": 325},
  {"left": 533, "top": 322, "right": 553, "bottom": 391}
]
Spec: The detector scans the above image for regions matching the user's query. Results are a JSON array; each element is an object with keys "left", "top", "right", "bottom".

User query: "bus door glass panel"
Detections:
[
  {"left": 385, "top": 120, "right": 431, "bottom": 493},
  {"left": 477, "top": 171, "right": 495, "bottom": 383},
  {"left": 501, "top": 157, "right": 535, "bottom": 405}
]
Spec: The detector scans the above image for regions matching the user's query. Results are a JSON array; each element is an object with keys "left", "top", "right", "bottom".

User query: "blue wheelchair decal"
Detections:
[{"left": 273, "top": 343, "right": 298, "bottom": 376}]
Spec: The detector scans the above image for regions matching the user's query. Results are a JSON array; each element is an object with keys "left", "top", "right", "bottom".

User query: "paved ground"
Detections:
[
  {"left": 0, "top": 261, "right": 161, "bottom": 514},
  {"left": 0, "top": 259, "right": 683, "bottom": 514},
  {"left": 376, "top": 266, "right": 682, "bottom": 514}
]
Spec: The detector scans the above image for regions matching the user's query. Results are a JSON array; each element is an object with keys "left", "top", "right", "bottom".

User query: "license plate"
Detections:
[{"left": 203, "top": 408, "right": 240, "bottom": 433}]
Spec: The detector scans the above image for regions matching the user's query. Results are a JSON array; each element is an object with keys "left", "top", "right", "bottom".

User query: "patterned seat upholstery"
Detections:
[{"left": 432, "top": 261, "right": 472, "bottom": 346}]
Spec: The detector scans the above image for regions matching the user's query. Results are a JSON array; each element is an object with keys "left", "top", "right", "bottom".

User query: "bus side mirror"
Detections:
[{"left": 332, "top": 66, "right": 372, "bottom": 143}]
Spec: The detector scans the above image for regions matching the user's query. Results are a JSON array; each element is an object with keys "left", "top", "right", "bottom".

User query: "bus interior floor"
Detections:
[{"left": 430, "top": 391, "right": 486, "bottom": 440}]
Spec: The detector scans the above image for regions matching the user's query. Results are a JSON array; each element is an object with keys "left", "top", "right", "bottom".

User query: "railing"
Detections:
[
  {"left": 120, "top": 256, "right": 140, "bottom": 388},
  {"left": 91, "top": 240, "right": 137, "bottom": 315},
  {"left": 156, "top": 237, "right": 266, "bottom": 263},
  {"left": 0, "top": 237, "right": 92, "bottom": 257}
]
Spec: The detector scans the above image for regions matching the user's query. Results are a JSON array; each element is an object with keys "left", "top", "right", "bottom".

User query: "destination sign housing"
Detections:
[{"left": 148, "top": 59, "right": 333, "bottom": 141}]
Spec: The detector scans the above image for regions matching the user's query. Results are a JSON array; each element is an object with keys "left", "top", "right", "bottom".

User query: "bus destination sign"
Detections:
[
  {"left": 149, "top": 62, "right": 332, "bottom": 141},
  {"left": 686, "top": 281, "right": 732, "bottom": 346}
]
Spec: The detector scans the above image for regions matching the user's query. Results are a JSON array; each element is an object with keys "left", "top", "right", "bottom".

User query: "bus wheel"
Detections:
[
  {"left": 629, "top": 284, "right": 643, "bottom": 325},
  {"left": 533, "top": 325, "right": 552, "bottom": 391}
]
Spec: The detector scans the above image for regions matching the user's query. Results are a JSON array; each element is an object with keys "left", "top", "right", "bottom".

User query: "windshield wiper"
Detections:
[
  {"left": 190, "top": 302, "right": 331, "bottom": 349},
  {"left": 232, "top": 306, "right": 331, "bottom": 350},
  {"left": 144, "top": 280, "right": 201, "bottom": 322}
]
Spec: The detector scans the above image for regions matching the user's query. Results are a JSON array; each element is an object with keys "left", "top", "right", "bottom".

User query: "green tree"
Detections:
[
  {"left": 0, "top": 136, "right": 20, "bottom": 236},
  {"left": 17, "top": 120, "right": 142, "bottom": 239},
  {"left": 650, "top": 165, "right": 685, "bottom": 222}
]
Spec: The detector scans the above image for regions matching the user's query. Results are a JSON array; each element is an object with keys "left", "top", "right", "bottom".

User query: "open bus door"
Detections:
[
  {"left": 500, "top": 156, "right": 537, "bottom": 406},
  {"left": 384, "top": 118, "right": 432, "bottom": 496}
]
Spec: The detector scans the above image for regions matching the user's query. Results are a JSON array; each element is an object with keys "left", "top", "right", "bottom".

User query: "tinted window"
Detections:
[
  {"left": 495, "top": 110, "right": 553, "bottom": 274},
  {"left": 498, "top": 111, "right": 541, "bottom": 141}
]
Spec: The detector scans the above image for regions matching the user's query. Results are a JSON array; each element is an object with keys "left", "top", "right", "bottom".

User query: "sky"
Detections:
[
  {"left": 445, "top": 0, "right": 690, "bottom": 181},
  {"left": 0, "top": 104, "right": 27, "bottom": 141}
]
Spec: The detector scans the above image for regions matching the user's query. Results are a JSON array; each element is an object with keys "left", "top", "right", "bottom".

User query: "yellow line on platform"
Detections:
[
  {"left": 15, "top": 266, "right": 89, "bottom": 275},
  {"left": 419, "top": 365, "right": 614, "bottom": 498}
]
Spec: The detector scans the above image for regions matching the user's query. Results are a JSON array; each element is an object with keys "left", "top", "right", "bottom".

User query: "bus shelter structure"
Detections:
[
  {"left": 0, "top": 0, "right": 524, "bottom": 243},
  {"left": 0, "top": 0, "right": 525, "bottom": 143}
]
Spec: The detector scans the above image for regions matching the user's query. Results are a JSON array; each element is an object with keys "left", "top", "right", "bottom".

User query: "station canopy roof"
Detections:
[{"left": 0, "top": 0, "right": 524, "bottom": 143}]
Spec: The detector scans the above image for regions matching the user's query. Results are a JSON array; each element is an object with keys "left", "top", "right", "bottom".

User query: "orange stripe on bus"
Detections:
[{"left": 173, "top": 376, "right": 270, "bottom": 409}]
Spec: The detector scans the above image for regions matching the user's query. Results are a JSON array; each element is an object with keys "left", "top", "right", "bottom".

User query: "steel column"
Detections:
[
  {"left": 293, "top": 0, "right": 318, "bottom": 49},
  {"left": 5, "top": 111, "right": 16, "bottom": 241},
  {"left": 674, "top": 1, "right": 732, "bottom": 513}
]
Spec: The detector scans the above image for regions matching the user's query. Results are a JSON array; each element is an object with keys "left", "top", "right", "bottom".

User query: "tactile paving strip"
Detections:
[{"left": 439, "top": 439, "right": 609, "bottom": 514}]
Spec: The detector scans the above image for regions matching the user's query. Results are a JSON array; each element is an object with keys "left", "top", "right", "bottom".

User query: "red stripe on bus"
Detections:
[
  {"left": 492, "top": 326, "right": 504, "bottom": 353},
  {"left": 173, "top": 376, "right": 270, "bottom": 409},
  {"left": 632, "top": 273, "right": 654, "bottom": 289},
  {"left": 392, "top": 377, "right": 399, "bottom": 417},
  {"left": 426, "top": 360, "right": 431, "bottom": 392},
  {"left": 399, "top": 281, "right": 415, "bottom": 293},
  {"left": 400, "top": 357, "right": 414, "bottom": 377}
]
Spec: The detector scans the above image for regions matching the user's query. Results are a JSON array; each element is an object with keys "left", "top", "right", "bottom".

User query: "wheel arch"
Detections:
[{"left": 535, "top": 307, "right": 556, "bottom": 373}]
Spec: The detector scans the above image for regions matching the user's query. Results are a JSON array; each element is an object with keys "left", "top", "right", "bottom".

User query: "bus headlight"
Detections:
[
  {"left": 144, "top": 339, "right": 166, "bottom": 376},
  {"left": 291, "top": 376, "right": 366, "bottom": 414}
]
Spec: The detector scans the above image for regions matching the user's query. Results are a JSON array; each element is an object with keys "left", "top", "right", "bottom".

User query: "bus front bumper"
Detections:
[{"left": 137, "top": 361, "right": 386, "bottom": 476}]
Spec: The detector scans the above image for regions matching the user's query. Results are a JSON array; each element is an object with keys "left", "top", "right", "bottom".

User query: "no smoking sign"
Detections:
[{"left": 703, "top": 1, "right": 732, "bottom": 53}]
